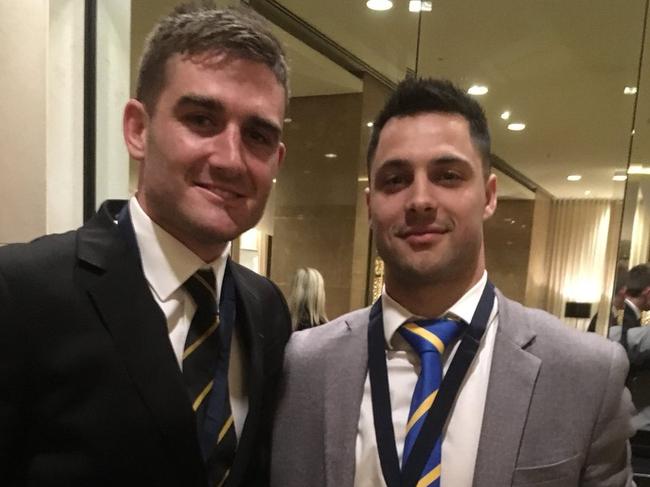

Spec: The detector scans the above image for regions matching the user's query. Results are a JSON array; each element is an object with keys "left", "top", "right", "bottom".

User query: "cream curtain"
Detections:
[
  {"left": 630, "top": 193, "right": 649, "bottom": 267},
  {"left": 545, "top": 200, "right": 619, "bottom": 329}
]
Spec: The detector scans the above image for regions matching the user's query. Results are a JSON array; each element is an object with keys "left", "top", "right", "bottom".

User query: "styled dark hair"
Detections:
[
  {"left": 135, "top": 2, "right": 289, "bottom": 113},
  {"left": 626, "top": 264, "right": 650, "bottom": 297},
  {"left": 367, "top": 77, "right": 491, "bottom": 175}
]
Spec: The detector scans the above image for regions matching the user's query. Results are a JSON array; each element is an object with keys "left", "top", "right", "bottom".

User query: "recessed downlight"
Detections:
[
  {"left": 567, "top": 174, "right": 582, "bottom": 181},
  {"left": 409, "top": 0, "right": 432, "bottom": 12},
  {"left": 584, "top": 190, "right": 591, "bottom": 196},
  {"left": 272, "top": 178, "right": 277, "bottom": 183},
  {"left": 624, "top": 86, "right": 638, "bottom": 95},
  {"left": 283, "top": 117, "right": 292, "bottom": 123},
  {"left": 366, "top": 0, "right": 393, "bottom": 11},
  {"left": 500, "top": 111, "right": 511, "bottom": 120},
  {"left": 324, "top": 153, "right": 338, "bottom": 159},
  {"left": 628, "top": 165, "right": 650, "bottom": 175},
  {"left": 467, "top": 85, "right": 488, "bottom": 96},
  {"left": 366, "top": 122, "right": 374, "bottom": 127},
  {"left": 507, "top": 122, "right": 526, "bottom": 131}
]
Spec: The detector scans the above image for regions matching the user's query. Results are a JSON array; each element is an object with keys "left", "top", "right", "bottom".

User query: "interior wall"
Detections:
[
  {"left": 0, "top": 0, "right": 84, "bottom": 244},
  {"left": 484, "top": 199, "right": 535, "bottom": 304},
  {"left": 271, "top": 93, "right": 363, "bottom": 319},
  {"left": 95, "top": 0, "right": 131, "bottom": 206},
  {"left": 349, "top": 74, "right": 391, "bottom": 310},
  {"left": 524, "top": 191, "right": 552, "bottom": 309}
]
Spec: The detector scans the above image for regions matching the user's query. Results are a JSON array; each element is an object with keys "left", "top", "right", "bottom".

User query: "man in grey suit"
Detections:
[{"left": 271, "top": 78, "right": 635, "bottom": 486}]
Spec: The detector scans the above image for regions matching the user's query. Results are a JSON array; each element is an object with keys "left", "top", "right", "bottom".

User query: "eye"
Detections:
[
  {"left": 246, "top": 128, "right": 272, "bottom": 146},
  {"left": 435, "top": 170, "right": 464, "bottom": 186},
  {"left": 376, "top": 171, "right": 411, "bottom": 192},
  {"left": 183, "top": 113, "right": 217, "bottom": 134}
]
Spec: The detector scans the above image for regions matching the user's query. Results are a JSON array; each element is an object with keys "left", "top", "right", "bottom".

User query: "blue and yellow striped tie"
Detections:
[{"left": 399, "top": 318, "right": 462, "bottom": 487}]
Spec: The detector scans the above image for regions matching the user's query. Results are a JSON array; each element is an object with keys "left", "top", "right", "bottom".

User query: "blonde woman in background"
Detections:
[{"left": 288, "top": 268, "right": 328, "bottom": 331}]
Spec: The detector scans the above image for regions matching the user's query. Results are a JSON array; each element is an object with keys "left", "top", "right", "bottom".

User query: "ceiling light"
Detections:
[
  {"left": 324, "top": 153, "right": 338, "bottom": 159},
  {"left": 467, "top": 85, "right": 488, "bottom": 96},
  {"left": 366, "top": 122, "right": 374, "bottom": 127},
  {"left": 358, "top": 176, "right": 369, "bottom": 182},
  {"left": 624, "top": 86, "right": 638, "bottom": 95},
  {"left": 507, "top": 122, "right": 526, "bottom": 131},
  {"left": 628, "top": 165, "right": 650, "bottom": 175},
  {"left": 283, "top": 117, "right": 292, "bottom": 123},
  {"left": 409, "top": 0, "right": 432, "bottom": 12},
  {"left": 632, "top": 129, "right": 636, "bottom": 135},
  {"left": 500, "top": 111, "right": 511, "bottom": 120},
  {"left": 612, "top": 172, "right": 628, "bottom": 181},
  {"left": 272, "top": 178, "right": 277, "bottom": 183},
  {"left": 584, "top": 190, "right": 591, "bottom": 196},
  {"left": 567, "top": 174, "right": 582, "bottom": 181},
  {"left": 366, "top": 0, "right": 393, "bottom": 11}
]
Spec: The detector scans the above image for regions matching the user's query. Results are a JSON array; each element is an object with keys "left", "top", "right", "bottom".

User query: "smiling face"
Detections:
[
  {"left": 367, "top": 112, "right": 497, "bottom": 297},
  {"left": 124, "top": 51, "right": 286, "bottom": 261}
]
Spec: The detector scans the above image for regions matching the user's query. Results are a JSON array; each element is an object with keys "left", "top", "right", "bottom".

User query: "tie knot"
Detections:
[
  {"left": 399, "top": 318, "right": 462, "bottom": 356},
  {"left": 184, "top": 268, "right": 217, "bottom": 315}
]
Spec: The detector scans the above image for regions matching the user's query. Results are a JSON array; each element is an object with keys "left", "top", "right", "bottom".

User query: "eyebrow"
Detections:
[
  {"left": 174, "top": 94, "right": 283, "bottom": 138},
  {"left": 175, "top": 94, "right": 222, "bottom": 112}
]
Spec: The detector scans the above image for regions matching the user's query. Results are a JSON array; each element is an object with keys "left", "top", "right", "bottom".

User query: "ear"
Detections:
[
  {"left": 483, "top": 173, "right": 497, "bottom": 220},
  {"left": 277, "top": 141, "right": 286, "bottom": 169},
  {"left": 123, "top": 99, "right": 149, "bottom": 161}
]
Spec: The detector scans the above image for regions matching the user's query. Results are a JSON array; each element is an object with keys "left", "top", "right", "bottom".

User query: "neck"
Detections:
[{"left": 385, "top": 268, "right": 485, "bottom": 317}]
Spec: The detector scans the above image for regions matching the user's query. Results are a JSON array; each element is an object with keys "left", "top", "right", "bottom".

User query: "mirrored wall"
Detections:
[{"left": 89, "top": 0, "right": 650, "bottom": 326}]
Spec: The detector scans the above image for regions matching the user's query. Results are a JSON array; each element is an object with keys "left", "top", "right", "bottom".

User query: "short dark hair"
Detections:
[
  {"left": 626, "top": 264, "right": 650, "bottom": 297},
  {"left": 135, "top": 2, "right": 289, "bottom": 113},
  {"left": 366, "top": 77, "right": 491, "bottom": 176}
]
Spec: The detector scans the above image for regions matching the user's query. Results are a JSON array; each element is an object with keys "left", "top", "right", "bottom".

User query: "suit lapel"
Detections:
[
  {"left": 76, "top": 201, "right": 203, "bottom": 474},
  {"left": 323, "top": 311, "right": 369, "bottom": 487},
  {"left": 473, "top": 292, "right": 541, "bottom": 487}
]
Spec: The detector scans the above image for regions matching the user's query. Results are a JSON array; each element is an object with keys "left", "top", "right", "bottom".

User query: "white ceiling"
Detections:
[{"left": 275, "top": 0, "right": 649, "bottom": 199}]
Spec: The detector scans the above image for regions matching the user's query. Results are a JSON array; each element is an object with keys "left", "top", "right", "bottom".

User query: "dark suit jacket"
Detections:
[{"left": 0, "top": 200, "right": 291, "bottom": 487}]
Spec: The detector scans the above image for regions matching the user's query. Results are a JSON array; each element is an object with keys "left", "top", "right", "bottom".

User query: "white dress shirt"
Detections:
[
  {"left": 354, "top": 272, "right": 499, "bottom": 487},
  {"left": 129, "top": 197, "right": 248, "bottom": 438}
]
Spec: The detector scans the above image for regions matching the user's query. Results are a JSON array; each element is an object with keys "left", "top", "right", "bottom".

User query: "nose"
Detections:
[
  {"left": 406, "top": 173, "right": 437, "bottom": 215},
  {"left": 208, "top": 123, "right": 245, "bottom": 176}
]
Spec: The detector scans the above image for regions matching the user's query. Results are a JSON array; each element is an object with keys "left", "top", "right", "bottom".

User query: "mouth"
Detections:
[
  {"left": 397, "top": 225, "right": 450, "bottom": 245},
  {"left": 194, "top": 182, "right": 246, "bottom": 201}
]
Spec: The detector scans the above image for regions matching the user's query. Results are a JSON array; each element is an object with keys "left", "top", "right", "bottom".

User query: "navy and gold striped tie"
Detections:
[
  {"left": 183, "top": 269, "right": 237, "bottom": 486},
  {"left": 183, "top": 269, "right": 220, "bottom": 423},
  {"left": 399, "top": 318, "right": 462, "bottom": 487}
]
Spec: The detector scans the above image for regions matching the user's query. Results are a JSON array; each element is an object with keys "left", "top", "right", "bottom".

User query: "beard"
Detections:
[{"left": 374, "top": 231, "right": 483, "bottom": 291}]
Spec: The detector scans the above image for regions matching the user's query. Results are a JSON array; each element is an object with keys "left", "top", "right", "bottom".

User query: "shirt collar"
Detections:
[
  {"left": 625, "top": 298, "right": 642, "bottom": 319},
  {"left": 381, "top": 271, "right": 488, "bottom": 350},
  {"left": 129, "top": 196, "right": 230, "bottom": 302}
]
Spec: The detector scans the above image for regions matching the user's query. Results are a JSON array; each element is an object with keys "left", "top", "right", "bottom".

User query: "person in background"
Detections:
[
  {"left": 587, "top": 266, "right": 628, "bottom": 332},
  {"left": 271, "top": 77, "right": 634, "bottom": 487},
  {"left": 616, "top": 263, "right": 650, "bottom": 350},
  {"left": 0, "top": 4, "right": 291, "bottom": 486},
  {"left": 288, "top": 267, "right": 329, "bottom": 331}
]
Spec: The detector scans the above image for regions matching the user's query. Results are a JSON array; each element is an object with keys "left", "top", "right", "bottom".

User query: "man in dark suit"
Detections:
[
  {"left": 0, "top": 4, "right": 290, "bottom": 487},
  {"left": 587, "top": 266, "right": 627, "bottom": 332},
  {"left": 620, "top": 264, "right": 650, "bottom": 349}
]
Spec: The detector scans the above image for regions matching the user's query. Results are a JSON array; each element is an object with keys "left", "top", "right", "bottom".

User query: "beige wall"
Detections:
[
  {"left": 1, "top": 0, "right": 84, "bottom": 244},
  {"left": 525, "top": 191, "right": 552, "bottom": 308},
  {"left": 271, "top": 93, "right": 363, "bottom": 319},
  {"left": 485, "top": 199, "right": 535, "bottom": 304}
]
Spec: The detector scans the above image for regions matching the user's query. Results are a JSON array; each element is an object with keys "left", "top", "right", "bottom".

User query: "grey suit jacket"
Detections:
[{"left": 271, "top": 290, "right": 635, "bottom": 487}]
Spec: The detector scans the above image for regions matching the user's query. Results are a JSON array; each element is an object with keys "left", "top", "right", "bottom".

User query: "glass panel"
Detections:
[
  {"left": 276, "top": 0, "right": 420, "bottom": 83},
  {"left": 415, "top": 1, "right": 645, "bottom": 327}
]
